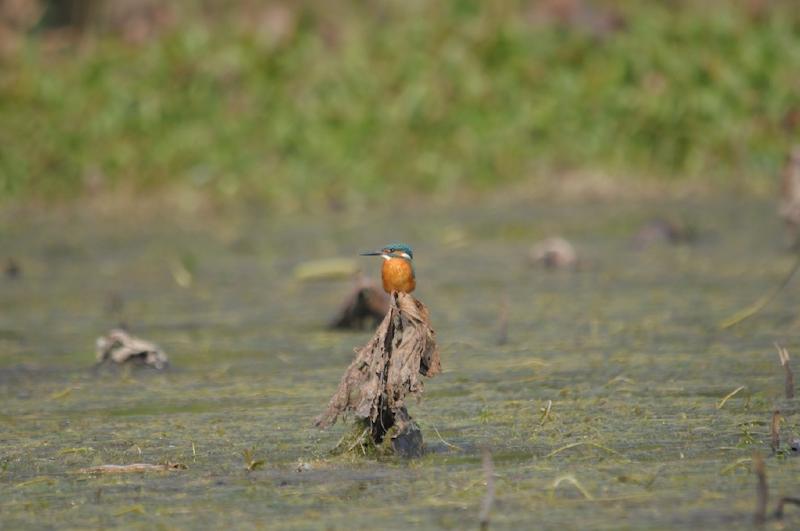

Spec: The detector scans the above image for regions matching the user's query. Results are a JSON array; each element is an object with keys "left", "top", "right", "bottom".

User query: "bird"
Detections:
[
  {"left": 360, "top": 243, "right": 416, "bottom": 294},
  {"left": 779, "top": 145, "right": 800, "bottom": 247}
]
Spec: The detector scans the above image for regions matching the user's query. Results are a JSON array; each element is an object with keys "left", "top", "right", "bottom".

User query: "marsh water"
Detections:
[{"left": 2, "top": 197, "right": 800, "bottom": 529}]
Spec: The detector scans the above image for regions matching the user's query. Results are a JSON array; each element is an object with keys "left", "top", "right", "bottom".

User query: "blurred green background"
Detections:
[{"left": 1, "top": 0, "right": 799, "bottom": 207}]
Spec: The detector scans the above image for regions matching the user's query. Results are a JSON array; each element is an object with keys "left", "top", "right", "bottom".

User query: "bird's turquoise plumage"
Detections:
[{"left": 384, "top": 243, "right": 413, "bottom": 259}]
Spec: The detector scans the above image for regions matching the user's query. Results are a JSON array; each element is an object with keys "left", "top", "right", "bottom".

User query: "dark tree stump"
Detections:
[{"left": 316, "top": 292, "right": 440, "bottom": 457}]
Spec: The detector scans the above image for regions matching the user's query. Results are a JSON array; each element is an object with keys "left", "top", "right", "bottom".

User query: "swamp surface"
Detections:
[{"left": 1, "top": 198, "right": 799, "bottom": 529}]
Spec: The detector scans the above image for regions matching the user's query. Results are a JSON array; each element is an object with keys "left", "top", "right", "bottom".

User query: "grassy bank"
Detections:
[{"left": 1, "top": 1, "right": 800, "bottom": 205}]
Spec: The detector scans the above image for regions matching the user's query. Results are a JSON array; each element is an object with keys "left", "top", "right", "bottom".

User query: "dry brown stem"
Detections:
[
  {"left": 479, "top": 448, "right": 495, "bottom": 530},
  {"left": 753, "top": 452, "right": 768, "bottom": 525},
  {"left": 775, "top": 497, "right": 800, "bottom": 520},
  {"left": 495, "top": 296, "right": 509, "bottom": 346},
  {"left": 770, "top": 410, "right": 781, "bottom": 453},
  {"left": 775, "top": 343, "right": 795, "bottom": 399},
  {"left": 720, "top": 255, "right": 800, "bottom": 329}
]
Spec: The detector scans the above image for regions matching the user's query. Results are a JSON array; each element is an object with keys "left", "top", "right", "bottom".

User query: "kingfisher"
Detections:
[{"left": 360, "top": 243, "right": 416, "bottom": 294}]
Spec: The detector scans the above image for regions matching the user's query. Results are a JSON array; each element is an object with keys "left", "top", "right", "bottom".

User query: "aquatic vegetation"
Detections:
[
  {"left": 241, "top": 448, "right": 264, "bottom": 472},
  {"left": 1, "top": 200, "right": 800, "bottom": 527}
]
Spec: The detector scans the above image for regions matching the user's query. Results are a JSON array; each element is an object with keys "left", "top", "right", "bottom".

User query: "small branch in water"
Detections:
[
  {"left": 479, "top": 448, "right": 495, "bottom": 531},
  {"left": 495, "top": 296, "right": 509, "bottom": 346},
  {"left": 716, "top": 386, "right": 746, "bottom": 409},
  {"left": 545, "top": 441, "right": 626, "bottom": 460},
  {"left": 775, "top": 343, "right": 795, "bottom": 399},
  {"left": 720, "top": 253, "right": 800, "bottom": 329},
  {"left": 771, "top": 410, "right": 781, "bottom": 454},
  {"left": 551, "top": 475, "right": 594, "bottom": 500},
  {"left": 539, "top": 400, "right": 552, "bottom": 426},
  {"left": 775, "top": 497, "right": 800, "bottom": 520},
  {"left": 113, "top": 505, "right": 145, "bottom": 517},
  {"left": 431, "top": 424, "right": 462, "bottom": 451},
  {"left": 719, "top": 457, "right": 751, "bottom": 475},
  {"left": 345, "top": 427, "right": 371, "bottom": 455},
  {"left": 753, "top": 452, "right": 768, "bottom": 525}
]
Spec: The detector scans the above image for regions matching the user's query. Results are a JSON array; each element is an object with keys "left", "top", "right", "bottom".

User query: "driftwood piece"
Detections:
[
  {"left": 776, "top": 343, "right": 795, "bottom": 399},
  {"left": 316, "top": 292, "right": 440, "bottom": 455},
  {"left": 95, "top": 329, "right": 168, "bottom": 370},
  {"left": 79, "top": 463, "right": 186, "bottom": 474},
  {"left": 329, "top": 276, "right": 390, "bottom": 330}
]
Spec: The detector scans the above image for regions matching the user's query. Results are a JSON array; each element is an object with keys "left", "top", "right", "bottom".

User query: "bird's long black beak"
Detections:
[{"left": 360, "top": 251, "right": 382, "bottom": 256}]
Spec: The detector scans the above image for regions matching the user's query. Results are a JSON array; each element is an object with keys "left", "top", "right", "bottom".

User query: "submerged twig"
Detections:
[
  {"left": 616, "top": 465, "right": 664, "bottom": 490},
  {"left": 431, "top": 425, "right": 462, "bottom": 451},
  {"left": 113, "top": 505, "right": 146, "bottom": 517},
  {"left": 14, "top": 477, "right": 55, "bottom": 489},
  {"left": 720, "top": 253, "right": 800, "bottom": 329},
  {"left": 551, "top": 475, "right": 594, "bottom": 500},
  {"left": 720, "top": 457, "right": 752, "bottom": 475},
  {"left": 539, "top": 400, "right": 553, "bottom": 426},
  {"left": 775, "top": 497, "right": 800, "bottom": 520},
  {"left": 716, "top": 386, "right": 746, "bottom": 409},
  {"left": 479, "top": 448, "right": 495, "bottom": 530},
  {"left": 495, "top": 296, "right": 509, "bottom": 346},
  {"left": 753, "top": 452, "right": 768, "bottom": 525},
  {"left": 775, "top": 343, "right": 795, "bottom": 399},
  {"left": 545, "top": 441, "right": 626, "bottom": 460},
  {"left": 771, "top": 410, "right": 781, "bottom": 453}
]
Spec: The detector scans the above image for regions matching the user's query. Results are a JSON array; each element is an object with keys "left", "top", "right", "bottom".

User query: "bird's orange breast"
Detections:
[{"left": 381, "top": 258, "right": 416, "bottom": 293}]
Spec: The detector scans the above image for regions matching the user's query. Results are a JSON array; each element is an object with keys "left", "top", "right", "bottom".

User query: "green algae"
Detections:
[{"left": 1, "top": 199, "right": 800, "bottom": 529}]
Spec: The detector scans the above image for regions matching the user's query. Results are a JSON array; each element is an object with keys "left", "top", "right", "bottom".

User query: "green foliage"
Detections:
[
  {"left": 2, "top": 1, "right": 800, "bottom": 203},
  {"left": 241, "top": 448, "right": 264, "bottom": 471}
]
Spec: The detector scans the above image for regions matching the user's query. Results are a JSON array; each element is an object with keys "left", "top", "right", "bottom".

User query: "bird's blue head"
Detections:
[{"left": 361, "top": 243, "right": 414, "bottom": 260}]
